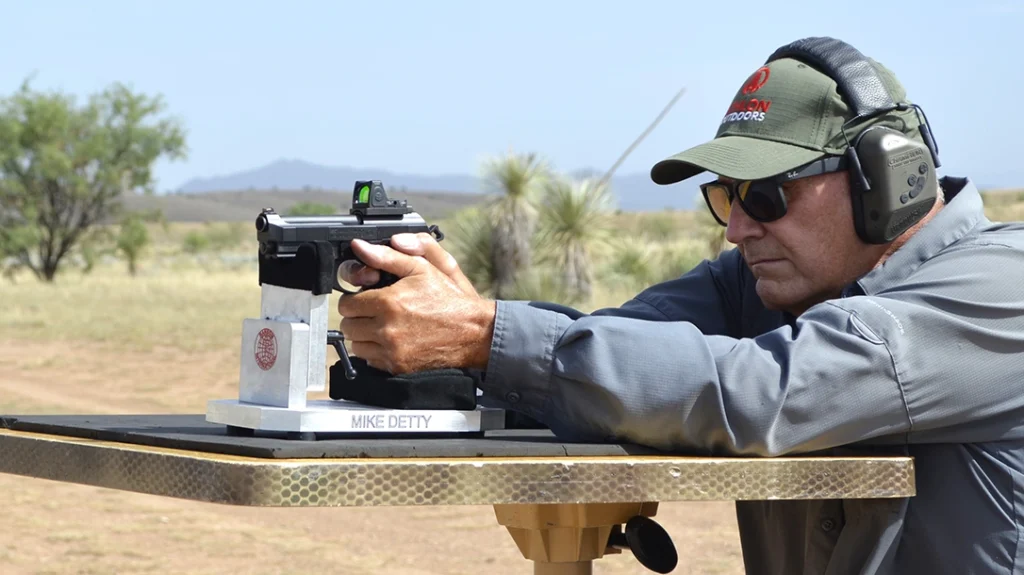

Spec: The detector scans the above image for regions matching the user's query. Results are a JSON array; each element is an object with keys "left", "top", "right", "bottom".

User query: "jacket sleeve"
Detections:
[
  {"left": 589, "top": 248, "right": 749, "bottom": 337},
  {"left": 481, "top": 293, "right": 913, "bottom": 454},
  {"left": 481, "top": 236, "right": 1024, "bottom": 455},
  {"left": 480, "top": 201, "right": 1024, "bottom": 454}
]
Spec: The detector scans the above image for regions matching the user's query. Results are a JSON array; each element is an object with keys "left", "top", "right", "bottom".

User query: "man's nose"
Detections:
[{"left": 724, "top": 201, "right": 765, "bottom": 245}]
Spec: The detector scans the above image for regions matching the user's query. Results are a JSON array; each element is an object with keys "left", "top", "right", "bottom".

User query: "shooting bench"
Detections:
[{"left": 0, "top": 414, "right": 915, "bottom": 574}]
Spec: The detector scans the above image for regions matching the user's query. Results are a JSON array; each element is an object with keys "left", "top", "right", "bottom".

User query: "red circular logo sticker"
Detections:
[
  {"left": 254, "top": 328, "right": 278, "bottom": 371},
  {"left": 742, "top": 66, "right": 770, "bottom": 94}
]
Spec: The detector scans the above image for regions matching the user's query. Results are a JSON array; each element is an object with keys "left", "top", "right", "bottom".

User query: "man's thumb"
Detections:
[{"left": 351, "top": 239, "right": 426, "bottom": 278}]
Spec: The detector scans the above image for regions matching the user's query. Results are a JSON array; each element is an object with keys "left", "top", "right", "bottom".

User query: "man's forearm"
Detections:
[{"left": 479, "top": 298, "right": 922, "bottom": 455}]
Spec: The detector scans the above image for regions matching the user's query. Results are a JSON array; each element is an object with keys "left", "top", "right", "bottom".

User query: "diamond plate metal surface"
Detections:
[{"left": 0, "top": 430, "right": 915, "bottom": 507}]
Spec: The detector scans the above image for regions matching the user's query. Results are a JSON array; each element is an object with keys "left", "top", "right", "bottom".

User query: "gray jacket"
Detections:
[{"left": 479, "top": 176, "right": 1024, "bottom": 574}]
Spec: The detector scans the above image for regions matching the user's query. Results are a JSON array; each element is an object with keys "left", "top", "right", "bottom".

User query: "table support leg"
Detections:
[{"left": 493, "top": 502, "right": 661, "bottom": 573}]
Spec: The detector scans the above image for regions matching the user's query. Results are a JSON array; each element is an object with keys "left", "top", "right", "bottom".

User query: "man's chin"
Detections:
[
  {"left": 754, "top": 279, "right": 801, "bottom": 312},
  {"left": 755, "top": 280, "right": 830, "bottom": 316}
]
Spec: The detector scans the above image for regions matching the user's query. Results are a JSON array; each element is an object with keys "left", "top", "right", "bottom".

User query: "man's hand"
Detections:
[
  {"left": 339, "top": 233, "right": 480, "bottom": 297},
  {"left": 336, "top": 233, "right": 495, "bottom": 374}
]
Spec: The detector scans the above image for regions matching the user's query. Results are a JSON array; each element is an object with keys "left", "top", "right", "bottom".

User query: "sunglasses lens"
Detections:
[
  {"left": 738, "top": 181, "right": 786, "bottom": 222},
  {"left": 703, "top": 184, "right": 732, "bottom": 224}
]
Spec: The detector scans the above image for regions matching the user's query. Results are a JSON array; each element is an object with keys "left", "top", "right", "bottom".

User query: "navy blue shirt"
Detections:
[{"left": 481, "top": 177, "right": 1024, "bottom": 574}]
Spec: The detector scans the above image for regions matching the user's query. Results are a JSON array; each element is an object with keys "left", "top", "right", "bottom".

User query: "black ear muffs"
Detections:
[
  {"left": 765, "top": 37, "right": 941, "bottom": 244},
  {"left": 847, "top": 125, "right": 939, "bottom": 243}
]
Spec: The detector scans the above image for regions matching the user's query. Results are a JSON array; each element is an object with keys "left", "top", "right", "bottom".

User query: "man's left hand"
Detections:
[{"left": 336, "top": 236, "right": 496, "bottom": 375}]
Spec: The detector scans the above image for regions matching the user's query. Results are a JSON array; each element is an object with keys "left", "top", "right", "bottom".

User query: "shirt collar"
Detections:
[{"left": 853, "top": 176, "right": 986, "bottom": 296}]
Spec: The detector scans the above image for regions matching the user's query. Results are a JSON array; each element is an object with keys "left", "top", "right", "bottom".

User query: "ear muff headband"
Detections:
[{"left": 763, "top": 37, "right": 942, "bottom": 244}]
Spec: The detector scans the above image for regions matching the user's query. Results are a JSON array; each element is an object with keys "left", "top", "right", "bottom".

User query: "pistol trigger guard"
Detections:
[
  {"left": 334, "top": 258, "right": 370, "bottom": 296},
  {"left": 429, "top": 225, "right": 444, "bottom": 242}
]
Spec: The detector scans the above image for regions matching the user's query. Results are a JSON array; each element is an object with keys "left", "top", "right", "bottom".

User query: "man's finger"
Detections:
[
  {"left": 391, "top": 233, "right": 477, "bottom": 296},
  {"left": 339, "top": 316, "right": 381, "bottom": 344},
  {"left": 351, "top": 239, "right": 427, "bottom": 279},
  {"left": 337, "top": 289, "right": 387, "bottom": 319},
  {"left": 350, "top": 340, "right": 390, "bottom": 372},
  {"left": 389, "top": 233, "right": 427, "bottom": 256},
  {"left": 338, "top": 260, "right": 381, "bottom": 287}
]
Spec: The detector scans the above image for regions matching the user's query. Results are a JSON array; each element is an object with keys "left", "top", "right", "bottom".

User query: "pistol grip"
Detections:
[{"left": 369, "top": 271, "right": 400, "bottom": 290}]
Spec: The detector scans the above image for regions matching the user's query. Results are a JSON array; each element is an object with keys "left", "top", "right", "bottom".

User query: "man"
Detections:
[{"left": 337, "top": 37, "right": 1024, "bottom": 574}]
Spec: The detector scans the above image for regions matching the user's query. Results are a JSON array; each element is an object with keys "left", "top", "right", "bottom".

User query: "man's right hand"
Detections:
[{"left": 338, "top": 232, "right": 480, "bottom": 298}]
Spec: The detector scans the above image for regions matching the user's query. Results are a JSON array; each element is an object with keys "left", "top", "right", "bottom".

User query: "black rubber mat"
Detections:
[{"left": 0, "top": 414, "right": 661, "bottom": 460}]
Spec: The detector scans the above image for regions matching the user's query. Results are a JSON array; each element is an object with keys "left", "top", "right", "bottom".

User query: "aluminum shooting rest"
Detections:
[{"left": 0, "top": 414, "right": 916, "bottom": 574}]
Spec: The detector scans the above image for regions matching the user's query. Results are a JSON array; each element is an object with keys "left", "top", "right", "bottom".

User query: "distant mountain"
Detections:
[
  {"left": 174, "top": 158, "right": 704, "bottom": 212},
  {"left": 177, "top": 159, "right": 480, "bottom": 196},
  {"left": 173, "top": 158, "right": 1024, "bottom": 215},
  {"left": 120, "top": 187, "right": 485, "bottom": 223}
]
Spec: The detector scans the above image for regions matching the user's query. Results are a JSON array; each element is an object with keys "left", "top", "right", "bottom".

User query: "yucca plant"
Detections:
[
  {"left": 654, "top": 239, "right": 708, "bottom": 283},
  {"left": 640, "top": 211, "right": 681, "bottom": 242},
  {"left": 506, "top": 266, "right": 583, "bottom": 307},
  {"left": 444, "top": 205, "right": 498, "bottom": 297},
  {"left": 536, "top": 176, "right": 616, "bottom": 302},
  {"left": 604, "top": 237, "right": 657, "bottom": 292},
  {"left": 481, "top": 150, "right": 550, "bottom": 299}
]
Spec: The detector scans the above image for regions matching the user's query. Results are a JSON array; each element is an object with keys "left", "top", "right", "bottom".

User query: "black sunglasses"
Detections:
[{"left": 699, "top": 155, "right": 847, "bottom": 226}]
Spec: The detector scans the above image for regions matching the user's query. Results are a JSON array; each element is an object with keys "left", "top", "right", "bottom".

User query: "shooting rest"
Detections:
[
  {"left": 205, "top": 280, "right": 504, "bottom": 438},
  {"left": 205, "top": 194, "right": 503, "bottom": 437},
  {"left": 0, "top": 414, "right": 917, "bottom": 574}
]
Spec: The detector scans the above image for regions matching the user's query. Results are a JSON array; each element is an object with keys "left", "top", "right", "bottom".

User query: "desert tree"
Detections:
[
  {"left": 115, "top": 208, "right": 165, "bottom": 276},
  {"left": 0, "top": 78, "right": 187, "bottom": 281}
]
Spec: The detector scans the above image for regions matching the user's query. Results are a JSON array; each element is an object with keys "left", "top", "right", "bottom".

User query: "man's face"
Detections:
[{"left": 723, "top": 171, "right": 884, "bottom": 315}]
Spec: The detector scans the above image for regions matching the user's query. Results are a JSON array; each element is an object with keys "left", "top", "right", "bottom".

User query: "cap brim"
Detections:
[{"left": 650, "top": 136, "right": 827, "bottom": 185}]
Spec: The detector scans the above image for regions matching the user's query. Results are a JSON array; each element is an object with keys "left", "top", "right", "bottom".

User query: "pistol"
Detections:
[{"left": 254, "top": 180, "right": 444, "bottom": 379}]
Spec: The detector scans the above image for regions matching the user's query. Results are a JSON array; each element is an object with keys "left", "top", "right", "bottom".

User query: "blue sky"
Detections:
[{"left": 2, "top": 0, "right": 1021, "bottom": 192}]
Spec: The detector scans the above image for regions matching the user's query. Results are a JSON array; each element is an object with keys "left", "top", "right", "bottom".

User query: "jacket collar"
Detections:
[{"left": 853, "top": 176, "right": 987, "bottom": 296}]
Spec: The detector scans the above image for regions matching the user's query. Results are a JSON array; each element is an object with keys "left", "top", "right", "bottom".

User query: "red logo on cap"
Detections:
[{"left": 742, "top": 66, "right": 770, "bottom": 94}]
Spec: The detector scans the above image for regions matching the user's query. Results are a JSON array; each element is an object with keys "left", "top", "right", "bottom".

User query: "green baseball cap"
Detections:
[{"left": 650, "top": 54, "right": 925, "bottom": 185}]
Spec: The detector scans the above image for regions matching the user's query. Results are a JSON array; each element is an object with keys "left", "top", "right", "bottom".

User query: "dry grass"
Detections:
[
  {"left": 981, "top": 189, "right": 1024, "bottom": 222},
  {"left": 2, "top": 266, "right": 258, "bottom": 352}
]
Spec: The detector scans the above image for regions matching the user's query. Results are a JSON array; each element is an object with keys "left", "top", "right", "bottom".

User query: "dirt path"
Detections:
[{"left": 0, "top": 339, "right": 744, "bottom": 574}]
